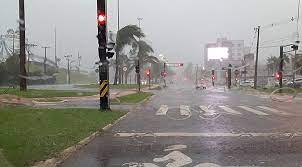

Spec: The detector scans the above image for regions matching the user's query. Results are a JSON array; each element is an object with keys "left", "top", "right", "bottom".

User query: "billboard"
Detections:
[{"left": 208, "top": 47, "right": 229, "bottom": 61}]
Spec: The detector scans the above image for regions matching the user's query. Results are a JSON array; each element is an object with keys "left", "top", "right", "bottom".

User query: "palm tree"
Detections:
[
  {"left": 114, "top": 25, "right": 145, "bottom": 84},
  {"left": 266, "top": 55, "right": 290, "bottom": 75}
]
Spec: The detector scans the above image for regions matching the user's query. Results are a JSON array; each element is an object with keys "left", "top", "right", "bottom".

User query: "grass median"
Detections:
[
  {"left": 0, "top": 107, "right": 125, "bottom": 167},
  {"left": 75, "top": 84, "right": 148, "bottom": 89},
  {"left": 112, "top": 92, "right": 153, "bottom": 104},
  {"left": 0, "top": 88, "right": 96, "bottom": 98}
]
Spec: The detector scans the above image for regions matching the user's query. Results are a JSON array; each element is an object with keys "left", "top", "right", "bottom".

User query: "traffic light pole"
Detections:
[
  {"left": 228, "top": 64, "right": 232, "bottom": 89},
  {"left": 279, "top": 46, "right": 284, "bottom": 89},
  {"left": 148, "top": 72, "right": 151, "bottom": 90},
  {"left": 97, "top": 0, "right": 110, "bottom": 110},
  {"left": 163, "top": 63, "right": 167, "bottom": 87},
  {"left": 136, "top": 60, "right": 141, "bottom": 92}
]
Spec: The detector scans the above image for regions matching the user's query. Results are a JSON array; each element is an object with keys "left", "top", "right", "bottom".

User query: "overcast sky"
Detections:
[{"left": 1, "top": 0, "right": 301, "bottom": 69}]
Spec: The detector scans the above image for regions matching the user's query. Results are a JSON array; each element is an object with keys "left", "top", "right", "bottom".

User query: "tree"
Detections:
[
  {"left": 266, "top": 55, "right": 290, "bottom": 75},
  {"left": 114, "top": 25, "right": 145, "bottom": 84},
  {"left": 184, "top": 62, "right": 194, "bottom": 79}
]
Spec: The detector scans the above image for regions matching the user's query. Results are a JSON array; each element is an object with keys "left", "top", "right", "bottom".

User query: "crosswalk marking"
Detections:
[
  {"left": 257, "top": 106, "right": 289, "bottom": 115},
  {"left": 219, "top": 106, "right": 241, "bottom": 115},
  {"left": 199, "top": 106, "right": 216, "bottom": 116},
  {"left": 180, "top": 105, "right": 190, "bottom": 116},
  {"left": 238, "top": 106, "right": 270, "bottom": 116},
  {"left": 156, "top": 105, "right": 169, "bottom": 115}
]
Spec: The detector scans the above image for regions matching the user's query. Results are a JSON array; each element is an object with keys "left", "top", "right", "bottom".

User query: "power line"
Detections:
[{"left": 261, "top": 17, "right": 296, "bottom": 30}]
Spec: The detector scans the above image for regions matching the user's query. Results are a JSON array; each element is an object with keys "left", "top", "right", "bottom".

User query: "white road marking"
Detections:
[
  {"left": 257, "top": 106, "right": 289, "bottom": 115},
  {"left": 200, "top": 106, "right": 216, "bottom": 116},
  {"left": 153, "top": 150, "right": 192, "bottom": 167},
  {"left": 156, "top": 105, "right": 169, "bottom": 115},
  {"left": 180, "top": 105, "right": 190, "bottom": 116},
  {"left": 238, "top": 106, "right": 269, "bottom": 116},
  {"left": 115, "top": 132, "right": 302, "bottom": 137},
  {"left": 218, "top": 106, "right": 241, "bottom": 115},
  {"left": 164, "top": 144, "right": 187, "bottom": 151}
]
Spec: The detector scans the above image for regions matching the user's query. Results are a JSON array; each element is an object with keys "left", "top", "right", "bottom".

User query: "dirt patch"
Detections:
[{"left": 0, "top": 94, "right": 33, "bottom": 106}]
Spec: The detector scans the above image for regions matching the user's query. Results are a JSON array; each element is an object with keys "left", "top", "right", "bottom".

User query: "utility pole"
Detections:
[
  {"left": 195, "top": 65, "right": 199, "bottom": 85},
  {"left": 19, "top": 0, "right": 27, "bottom": 91},
  {"left": 114, "top": 0, "right": 120, "bottom": 85},
  {"left": 64, "top": 55, "right": 72, "bottom": 84},
  {"left": 54, "top": 27, "right": 58, "bottom": 68},
  {"left": 163, "top": 62, "right": 167, "bottom": 87},
  {"left": 254, "top": 26, "right": 260, "bottom": 89},
  {"left": 137, "top": 17, "right": 143, "bottom": 28},
  {"left": 42, "top": 46, "right": 50, "bottom": 74},
  {"left": 78, "top": 51, "right": 81, "bottom": 72}
]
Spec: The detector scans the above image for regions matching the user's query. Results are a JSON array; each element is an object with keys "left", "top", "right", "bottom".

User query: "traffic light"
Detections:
[
  {"left": 106, "top": 42, "right": 115, "bottom": 59},
  {"left": 211, "top": 70, "right": 215, "bottom": 80},
  {"left": 275, "top": 72, "right": 281, "bottom": 81},
  {"left": 146, "top": 69, "right": 151, "bottom": 76},
  {"left": 135, "top": 65, "right": 140, "bottom": 73},
  {"left": 97, "top": 0, "right": 107, "bottom": 62},
  {"left": 291, "top": 44, "right": 299, "bottom": 51},
  {"left": 179, "top": 63, "right": 184, "bottom": 67}
]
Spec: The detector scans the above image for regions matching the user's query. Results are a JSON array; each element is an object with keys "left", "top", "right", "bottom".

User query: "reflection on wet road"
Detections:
[{"left": 60, "top": 84, "right": 302, "bottom": 167}]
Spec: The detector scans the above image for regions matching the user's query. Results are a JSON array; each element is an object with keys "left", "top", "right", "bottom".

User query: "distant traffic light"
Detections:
[
  {"left": 135, "top": 65, "right": 140, "bottom": 73},
  {"left": 291, "top": 44, "right": 299, "bottom": 51},
  {"left": 212, "top": 75, "right": 216, "bottom": 80},
  {"left": 275, "top": 72, "right": 281, "bottom": 81},
  {"left": 179, "top": 63, "right": 184, "bottom": 67},
  {"left": 146, "top": 69, "right": 151, "bottom": 76}
]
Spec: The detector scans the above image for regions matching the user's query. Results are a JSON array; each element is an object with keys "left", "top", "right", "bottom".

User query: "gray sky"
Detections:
[{"left": 1, "top": 0, "right": 301, "bottom": 69}]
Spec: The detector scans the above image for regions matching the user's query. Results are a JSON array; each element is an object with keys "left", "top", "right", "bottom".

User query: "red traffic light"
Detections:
[
  {"left": 275, "top": 72, "right": 281, "bottom": 80},
  {"left": 97, "top": 12, "right": 106, "bottom": 25},
  {"left": 212, "top": 75, "right": 216, "bottom": 80},
  {"left": 146, "top": 69, "right": 151, "bottom": 76},
  {"left": 161, "top": 71, "right": 167, "bottom": 77},
  {"left": 179, "top": 63, "right": 184, "bottom": 67}
]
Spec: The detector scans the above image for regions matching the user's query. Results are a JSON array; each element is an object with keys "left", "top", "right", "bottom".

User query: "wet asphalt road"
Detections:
[{"left": 59, "top": 83, "right": 302, "bottom": 167}]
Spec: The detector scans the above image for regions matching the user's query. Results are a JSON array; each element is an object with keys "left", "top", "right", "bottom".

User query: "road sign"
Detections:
[{"left": 123, "top": 67, "right": 127, "bottom": 72}]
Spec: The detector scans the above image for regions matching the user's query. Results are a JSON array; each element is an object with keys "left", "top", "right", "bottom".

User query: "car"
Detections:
[
  {"left": 286, "top": 78, "right": 302, "bottom": 88},
  {"left": 274, "top": 79, "right": 288, "bottom": 87},
  {"left": 240, "top": 80, "right": 254, "bottom": 87}
]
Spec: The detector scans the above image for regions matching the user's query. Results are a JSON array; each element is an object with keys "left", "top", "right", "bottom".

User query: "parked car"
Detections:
[
  {"left": 286, "top": 78, "right": 302, "bottom": 88},
  {"left": 274, "top": 79, "right": 288, "bottom": 87},
  {"left": 240, "top": 80, "right": 254, "bottom": 87}
]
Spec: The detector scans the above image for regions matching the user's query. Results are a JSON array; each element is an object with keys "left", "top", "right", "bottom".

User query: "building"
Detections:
[{"left": 204, "top": 38, "right": 245, "bottom": 70}]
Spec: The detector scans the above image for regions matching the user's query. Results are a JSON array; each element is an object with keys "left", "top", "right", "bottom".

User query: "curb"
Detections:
[
  {"left": 32, "top": 111, "right": 131, "bottom": 167},
  {"left": 32, "top": 100, "right": 67, "bottom": 105}
]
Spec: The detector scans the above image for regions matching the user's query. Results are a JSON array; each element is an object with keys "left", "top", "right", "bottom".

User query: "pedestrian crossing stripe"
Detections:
[
  {"left": 155, "top": 105, "right": 290, "bottom": 117},
  {"left": 257, "top": 106, "right": 288, "bottom": 115},
  {"left": 238, "top": 106, "right": 269, "bottom": 116},
  {"left": 99, "top": 80, "right": 109, "bottom": 97},
  {"left": 219, "top": 106, "right": 241, "bottom": 115}
]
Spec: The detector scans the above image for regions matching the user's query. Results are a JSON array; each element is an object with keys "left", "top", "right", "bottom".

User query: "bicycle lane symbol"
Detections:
[{"left": 121, "top": 145, "right": 226, "bottom": 167}]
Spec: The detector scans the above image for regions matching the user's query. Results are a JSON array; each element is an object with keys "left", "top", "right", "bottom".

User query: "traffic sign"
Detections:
[{"left": 123, "top": 67, "right": 127, "bottom": 72}]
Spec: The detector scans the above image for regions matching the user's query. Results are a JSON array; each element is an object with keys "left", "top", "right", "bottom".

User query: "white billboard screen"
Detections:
[{"left": 208, "top": 47, "right": 229, "bottom": 61}]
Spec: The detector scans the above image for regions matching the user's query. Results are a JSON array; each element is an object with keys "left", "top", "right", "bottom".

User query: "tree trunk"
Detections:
[
  {"left": 118, "top": 67, "right": 122, "bottom": 84},
  {"left": 125, "top": 72, "right": 128, "bottom": 84}
]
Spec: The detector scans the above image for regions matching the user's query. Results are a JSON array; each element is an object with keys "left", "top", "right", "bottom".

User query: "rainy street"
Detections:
[{"left": 60, "top": 83, "right": 302, "bottom": 167}]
